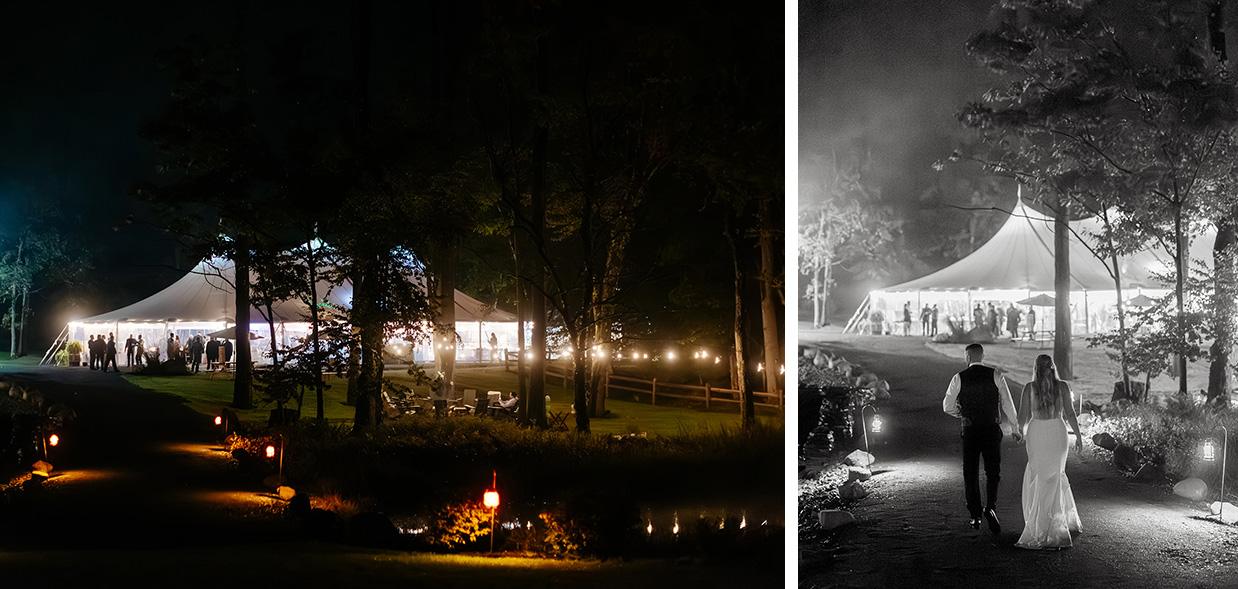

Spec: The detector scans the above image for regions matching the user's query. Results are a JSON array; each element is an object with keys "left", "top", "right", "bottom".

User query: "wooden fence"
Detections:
[{"left": 544, "top": 365, "right": 783, "bottom": 411}]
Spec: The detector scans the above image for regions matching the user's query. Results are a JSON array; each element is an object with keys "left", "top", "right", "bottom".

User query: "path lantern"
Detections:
[
  {"left": 48, "top": 434, "right": 59, "bottom": 447},
  {"left": 1203, "top": 426, "right": 1229, "bottom": 523},
  {"left": 265, "top": 444, "right": 276, "bottom": 459},
  {"left": 861, "top": 403, "right": 881, "bottom": 457},
  {"left": 214, "top": 416, "right": 222, "bottom": 426},
  {"left": 484, "top": 470, "right": 500, "bottom": 554}
]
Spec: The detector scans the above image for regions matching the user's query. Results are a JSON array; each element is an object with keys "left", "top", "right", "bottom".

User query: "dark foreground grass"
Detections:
[{"left": 0, "top": 542, "right": 784, "bottom": 588}]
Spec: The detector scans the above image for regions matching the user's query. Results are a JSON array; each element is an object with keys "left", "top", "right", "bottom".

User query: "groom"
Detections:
[{"left": 942, "top": 343, "right": 1021, "bottom": 534}]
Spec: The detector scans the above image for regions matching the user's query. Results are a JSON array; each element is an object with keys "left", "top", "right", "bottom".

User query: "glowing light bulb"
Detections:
[
  {"left": 871, "top": 414, "right": 884, "bottom": 434},
  {"left": 1205, "top": 438, "right": 1217, "bottom": 461},
  {"left": 48, "top": 434, "right": 59, "bottom": 447}
]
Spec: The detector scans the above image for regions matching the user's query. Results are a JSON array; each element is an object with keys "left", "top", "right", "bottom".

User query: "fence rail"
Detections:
[{"left": 541, "top": 365, "right": 783, "bottom": 411}]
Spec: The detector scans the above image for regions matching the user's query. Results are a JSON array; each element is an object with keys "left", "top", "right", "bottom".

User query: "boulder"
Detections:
[
  {"left": 1133, "top": 463, "right": 1163, "bottom": 482},
  {"left": 346, "top": 512, "right": 400, "bottom": 548},
  {"left": 1077, "top": 412, "right": 1093, "bottom": 428},
  {"left": 818, "top": 509, "right": 855, "bottom": 531},
  {"left": 802, "top": 347, "right": 816, "bottom": 359},
  {"left": 1082, "top": 400, "right": 1105, "bottom": 414},
  {"left": 277, "top": 485, "right": 297, "bottom": 501},
  {"left": 287, "top": 493, "right": 312, "bottom": 518},
  {"left": 1173, "top": 478, "right": 1208, "bottom": 500},
  {"left": 844, "top": 449, "right": 875, "bottom": 467},
  {"left": 847, "top": 467, "right": 872, "bottom": 482},
  {"left": 1112, "top": 444, "right": 1140, "bottom": 472},
  {"left": 838, "top": 480, "right": 868, "bottom": 501},
  {"left": 875, "top": 388, "right": 891, "bottom": 400},
  {"left": 856, "top": 372, "right": 879, "bottom": 387},
  {"left": 1210, "top": 502, "right": 1238, "bottom": 524},
  {"left": 1092, "top": 432, "right": 1118, "bottom": 451}
]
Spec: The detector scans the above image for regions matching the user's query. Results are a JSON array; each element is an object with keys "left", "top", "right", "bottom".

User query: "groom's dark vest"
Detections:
[{"left": 957, "top": 364, "right": 1000, "bottom": 425}]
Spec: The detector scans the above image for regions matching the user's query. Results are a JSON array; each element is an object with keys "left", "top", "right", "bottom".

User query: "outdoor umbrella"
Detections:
[
  {"left": 1126, "top": 294, "right": 1155, "bottom": 307},
  {"left": 206, "top": 326, "right": 264, "bottom": 340},
  {"left": 1016, "top": 293, "right": 1057, "bottom": 307}
]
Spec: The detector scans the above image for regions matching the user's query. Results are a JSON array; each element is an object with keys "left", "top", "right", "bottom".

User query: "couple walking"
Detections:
[{"left": 942, "top": 343, "right": 1083, "bottom": 550}]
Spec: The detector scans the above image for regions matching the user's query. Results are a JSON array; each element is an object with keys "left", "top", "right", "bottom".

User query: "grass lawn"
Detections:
[
  {"left": 121, "top": 364, "right": 783, "bottom": 436},
  {"left": 0, "top": 543, "right": 782, "bottom": 587}
]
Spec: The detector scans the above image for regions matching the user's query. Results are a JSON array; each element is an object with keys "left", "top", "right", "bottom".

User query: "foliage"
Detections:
[
  {"left": 422, "top": 498, "right": 493, "bottom": 550},
  {"left": 53, "top": 350, "right": 68, "bottom": 367},
  {"left": 1090, "top": 391, "right": 1234, "bottom": 490},
  {"left": 65, "top": 341, "right": 82, "bottom": 355}
]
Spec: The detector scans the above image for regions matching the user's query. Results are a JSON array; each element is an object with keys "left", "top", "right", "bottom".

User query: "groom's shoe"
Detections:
[{"left": 983, "top": 508, "right": 1001, "bottom": 535}]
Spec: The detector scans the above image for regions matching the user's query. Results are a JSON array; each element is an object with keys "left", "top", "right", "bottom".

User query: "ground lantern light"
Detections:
[
  {"left": 861, "top": 403, "right": 881, "bottom": 458},
  {"left": 1203, "top": 425, "right": 1229, "bottom": 523},
  {"left": 484, "top": 471, "right": 500, "bottom": 554}
]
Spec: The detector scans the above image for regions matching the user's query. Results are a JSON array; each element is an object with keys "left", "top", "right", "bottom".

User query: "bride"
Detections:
[{"left": 1016, "top": 354, "right": 1083, "bottom": 550}]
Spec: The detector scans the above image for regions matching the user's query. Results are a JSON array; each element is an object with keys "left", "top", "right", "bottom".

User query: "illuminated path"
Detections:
[{"left": 800, "top": 329, "right": 1238, "bottom": 589}]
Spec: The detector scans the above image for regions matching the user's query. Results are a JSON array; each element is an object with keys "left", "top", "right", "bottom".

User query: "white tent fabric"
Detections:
[
  {"left": 863, "top": 194, "right": 1214, "bottom": 335},
  {"left": 67, "top": 255, "right": 517, "bottom": 364},
  {"left": 77, "top": 257, "right": 514, "bottom": 325}
]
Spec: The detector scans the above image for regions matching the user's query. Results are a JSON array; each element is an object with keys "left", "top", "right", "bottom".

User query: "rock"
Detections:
[
  {"left": 1082, "top": 400, "right": 1104, "bottom": 414},
  {"left": 802, "top": 347, "right": 815, "bottom": 359},
  {"left": 818, "top": 509, "right": 855, "bottom": 531},
  {"left": 856, "top": 372, "right": 879, "bottom": 387},
  {"left": 346, "top": 512, "right": 400, "bottom": 548},
  {"left": 1210, "top": 502, "right": 1238, "bottom": 524},
  {"left": 305, "top": 508, "right": 342, "bottom": 540},
  {"left": 1133, "top": 463, "right": 1163, "bottom": 482},
  {"left": 813, "top": 352, "right": 828, "bottom": 368},
  {"left": 277, "top": 485, "right": 297, "bottom": 501},
  {"left": 30, "top": 460, "right": 53, "bottom": 477},
  {"left": 847, "top": 467, "right": 872, "bottom": 482},
  {"left": 835, "top": 361, "right": 853, "bottom": 375},
  {"left": 1112, "top": 444, "right": 1140, "bottom": 472},
  {"left": 231, "top": 448, "right": 251, "bottom": 461},
  {"left": 844, "top": 449, "right": 875, "bottom": 467},
  {"left": 1173, "top": 478, "right": 1208, "bottom": 500},
  {"left": 0, "top": 380, "right": 10, "bottom": 391},
  {"left": 1092, "top": 432, "right": 1118, "bottom": 450},
  {"left": 1077, "top": 412, "right": 1093, "bottom": 428},
  {"left": 288, "top": 493, "right": 312, "bottom": 518},
  {"left": 838, "top": 480, "right": 868, "bottom": 500},
  {"left": 875, "top": 388, "right": 891, "bottom": 400},
  {"left": 873, "top": 380, "right": 890, "bottom": 393}
]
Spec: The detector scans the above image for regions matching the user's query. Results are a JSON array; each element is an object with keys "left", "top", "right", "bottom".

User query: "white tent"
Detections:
[
  {"left": 60, "top": 255, "right": 517, "bottom": 364},
  {"left": 856, "top": 194, "right": 1214, "bottom": 336}
]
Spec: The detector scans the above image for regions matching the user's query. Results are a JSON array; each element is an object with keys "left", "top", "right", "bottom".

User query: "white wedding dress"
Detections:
[{"left": 1016, "top": 412, "right": 1082, "bottom": 549}]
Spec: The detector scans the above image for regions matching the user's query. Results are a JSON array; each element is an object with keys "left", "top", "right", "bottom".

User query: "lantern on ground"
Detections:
[
  {"left": 861, "top": 403, "right": 881, "bottom": 457},
  {"left": 1203, "top": 426, "right": 1229, "bottom": 523},
  {"left": 48, "top": 434, "right": 59, "bottom": 447},
  {"left": 484, "top": 470, "right": 500, "bottom": 554}
]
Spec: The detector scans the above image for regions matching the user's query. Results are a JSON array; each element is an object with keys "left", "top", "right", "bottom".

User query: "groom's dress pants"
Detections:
[{"left": 961, "top": 422, "right": 1003, "bottom": 517}]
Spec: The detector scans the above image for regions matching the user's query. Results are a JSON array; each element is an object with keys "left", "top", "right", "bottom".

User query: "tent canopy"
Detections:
[
  {"left": 877, "top": 196, "right": 1213, "bottom": 294},
  {"left": 76, "top": 256, "right": 515, "bottom": 325}
]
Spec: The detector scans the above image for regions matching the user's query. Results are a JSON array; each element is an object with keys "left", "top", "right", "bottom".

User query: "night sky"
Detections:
[
  {"left": 799, "top": 0, "right": 1012, "bottom": 312},
  {"left": 0, "top": 1, "right": 475, "bottom": 343}
]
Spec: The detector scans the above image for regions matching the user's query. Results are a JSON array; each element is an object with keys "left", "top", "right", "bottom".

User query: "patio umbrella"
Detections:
[
  {"left": 1016, "top": 293, "right": 1057, "bottom": 307},
  {"left": 206, "top": 326, "right": 264, "bottom": 340},
  {"left": 1126, "top": 294, "right": 1155, "bottom": 307}
]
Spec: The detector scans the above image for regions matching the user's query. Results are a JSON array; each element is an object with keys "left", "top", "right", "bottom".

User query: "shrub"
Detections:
[
  {"left": 65, "top": 341, "right": 83, "bottom": 355},
  {"left": 1091, "top": 391, "right": 1234, "bottom": 486},
  {"left": 53, "top": 350, "right": 69, "bottom": 367},
  {"left": 422, "top": 498, "right": 493, "bottom": 550}
]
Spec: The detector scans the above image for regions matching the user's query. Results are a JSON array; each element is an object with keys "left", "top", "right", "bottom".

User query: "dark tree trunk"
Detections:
[
  {"left": 1053, "top": 196, "right": 1073, "bottom": 381},
  {"left": 433, "top": 241, "right": 458, "bottom": 388},
  {"left": 233, "top": 236, "right": 254, "bottom": 409},
  {"left": 1209, "top": 214, "right": 1236, "bottom": 404},
  {"left": 307, "top": 238, "right": 325, "bottom": 423},
  {"left": 726, "top": 216, "right": 756, "bottom": 429},
  {"left": 758, "top": 196, "right": 782, "bottom": 402}
]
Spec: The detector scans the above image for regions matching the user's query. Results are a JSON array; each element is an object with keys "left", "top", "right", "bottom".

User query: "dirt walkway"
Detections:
[
  {"left": 0, "top": 364, "right": 296, "bottom": 550},
  {"left": 799, "top": 328, "right": 1238, "bottom": 589}
]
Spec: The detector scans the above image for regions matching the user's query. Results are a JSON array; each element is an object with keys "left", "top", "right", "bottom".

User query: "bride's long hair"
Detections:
[{"left": 1033, "top": 354, "right": 1060, "bottom": 413}]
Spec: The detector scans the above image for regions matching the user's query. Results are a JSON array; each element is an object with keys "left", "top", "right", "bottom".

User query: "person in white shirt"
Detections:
[{"left": 942, "top": 343, "right": 1021, "bottom": 534}]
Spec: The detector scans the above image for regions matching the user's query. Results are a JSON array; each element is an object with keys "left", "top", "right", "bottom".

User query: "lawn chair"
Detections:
[
  {"left": 452, "top": 389, "right": 477, "bottom": 415},
  {"left": 546, "top": 395, "right": 569, "bottom": 429}
]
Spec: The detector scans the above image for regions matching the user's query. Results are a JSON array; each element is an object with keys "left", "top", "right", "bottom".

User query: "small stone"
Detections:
[
  {"left": 1077, "top": 412, "right": 1093, "bottom": 428},
  {"left": 277, "top": 485, "right": 297, "bottom": 501},
  {"left": 1173, "top": 478, "right": 1208, "bottom": 500},
  {"left": 838, "top": 480, "right": 868, "bottom": 500},
  {"left": 818, "top": 509, "right": 855, "bottom": 531},
  {"left": 847, "top": 467, "right": 872, "bottom": 482},
  {"left": 1210, "top": 502, "right": 1238, "bottom": 524},
  {"left": 845, "top": 449, "right": 875, "bottom": 467},
  {"left": 1092, "top": 432, "right": 1118, "bottom": 451},
  {"left": 1112, "top": 444, "right": 1140, "bottom": 472}
]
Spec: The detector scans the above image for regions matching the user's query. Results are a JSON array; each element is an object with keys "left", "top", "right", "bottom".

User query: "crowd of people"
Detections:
[
  {"left": 879, "top": 301, "right": 1041, "bottom": 339},
  {"left": 82, "top": 331, "right": 234, "bottom": 372}
]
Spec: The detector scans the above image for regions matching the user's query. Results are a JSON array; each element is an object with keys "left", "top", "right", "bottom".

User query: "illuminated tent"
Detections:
[
  {"left": 853, "top": 194, "right": 1214, "bottom": 336},
  {"left": 54, "top": 254, "right": 516, "bottom": 364}
]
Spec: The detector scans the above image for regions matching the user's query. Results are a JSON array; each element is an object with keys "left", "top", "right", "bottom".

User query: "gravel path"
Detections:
[{"left": 799, "top": 330, "right": 1238, "bottom": 589}]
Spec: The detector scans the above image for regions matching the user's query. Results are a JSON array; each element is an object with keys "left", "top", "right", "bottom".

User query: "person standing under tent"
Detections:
[
  {"left": 987, "top": 303, "right": 999, "bottom": 337},
  {"left": 921, "top": 305, "right": 932, "bottom": 337},
  {"left": 167, "top": 332, "right": 175, "bottom": 361},
  {"left": 135, "top": 335, "right": 145, "bottom": 367},
  {"left": 224, "top": 338, "right": 233, "bottom": 364},
  {"left": 206, "top": 337, "right": 220, "bottom": 370},
  {"left": 87, "top": 335, "right": 97, "bottom": 370},
  {"left": 104, "top": 334, "right": 119, "bottom": 373},
  {"left": 124, "top": 334, "right": 137, "bottom": 367},
  {"left": 489, "top": 333, "right": 499, "bottom": 364},
  {"left": 931, "top": 305, "right": 939, "bottom": 337},
  {"left": 1027, "top": 307, "right": 1037, "bottom": 337},
  {"left": 1007, "top": 305, "right": 1022, "bottom": 339},
  {"left": 189, "top": 332, "right": 204, "bottom": 373},
  {"left": 973, "top": 305, "right": 984, "bottom": 332},
  {"left": 903, "top": 302, "right": 913, "bottom": 337}
]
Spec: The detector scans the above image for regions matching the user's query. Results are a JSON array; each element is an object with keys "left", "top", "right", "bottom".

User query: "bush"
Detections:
[
  {"left": 65, "top": 341, "right": 83, "bottom": 355},
  {"left": 1090, "top": 391, "right": 1234, "bottom": 488}
]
